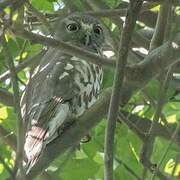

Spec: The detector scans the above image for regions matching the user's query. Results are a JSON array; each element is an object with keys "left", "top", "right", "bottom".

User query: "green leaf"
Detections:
[
  {"left": 151, "top": 138, "right": 179, "bottom": 173},
  {"left": 102, "top": 69, "right": 114, "bottom": 88},
  {"left": 81, "top": 140, "right": 100, "bottom": 159},
  {"left": 164, "top": 159, "right": 180, "bottom": 177},
  {"left": 31, "top": 0, "right": 54, "bottom": 12},
  {"left": 1, "top": 107, "right": 17, "bottom": 133},
  {"left": 59, "top": 158, "right": 100, "bottom": 180},
  {"left": 0, "top": 107, "right": 8, "bottom": 120}
]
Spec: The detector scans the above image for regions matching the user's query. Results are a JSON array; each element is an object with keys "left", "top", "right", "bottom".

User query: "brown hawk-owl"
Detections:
[{"left": 21, "top": 13, "right": 105, "bottom": 173}]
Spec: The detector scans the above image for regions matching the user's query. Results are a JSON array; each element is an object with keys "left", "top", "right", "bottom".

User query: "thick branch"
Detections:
[
  {"left": 26, "top": 32, "right": 180, "bottom": 178},
  {"left": 149, "top": 1, "right": 170, "bottom": 50},
  {"left": 140, "top": 2, "right": 172, "bottom": 179},
  {"left": 27, "top": 88, "right": 111, "bottom": 179},
  {"left": 119, "top": 111, "right": 180, "bottom": 146},
  {"left": 104, "top": 1, "right": 143, "bottom": 180},
  {"left": 2, "top": 36, "right": 25, "bottom": 178},
  {"left": 27, "top": 88, "right": 180, "bottom": 179},
  {"left": 11, "top": 28, "right": 115, "bottom": 67},
  {"left": 24, "top": 31, "right": 180, "bottom": 179},
  {"left": 10, "top": 28, "right": 180, "bottom": 76}
]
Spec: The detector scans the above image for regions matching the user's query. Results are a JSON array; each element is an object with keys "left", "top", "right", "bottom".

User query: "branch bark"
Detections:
[
  {"left": 0, "top": 88, "right": 14, "bottom": 106},
  {"left": 11, "top": 28, "right": 115, "bottom": 67},
  {"left": 0, "top": 0, "right": 24, "bottom": 11},
  {"left": 2, "top": 35, "right": 25, "bottom": 178},
  {"left": 104, "top": 1, "right": 143, "bottom": 180}
]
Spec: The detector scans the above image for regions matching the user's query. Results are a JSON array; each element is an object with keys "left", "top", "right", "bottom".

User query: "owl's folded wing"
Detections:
[{"left": 21, "top": 49, "right": 77, "bottom": 173}]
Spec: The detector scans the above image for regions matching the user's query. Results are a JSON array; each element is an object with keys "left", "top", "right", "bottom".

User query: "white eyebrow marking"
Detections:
[
  {"left": 59, "top": 72, "right": 69, "bottom": 80},
  {"left": 64, "top": 63, "right": 74, "bottom": 70},
  {"left": 81, "top": 22, "right": 93, "bottom": 31},
  {"left": 31, "top": 65, "right": 40, "bottom": 78},
  {"left": 40, "top": 63, "right": 50, "bottom": 72}
]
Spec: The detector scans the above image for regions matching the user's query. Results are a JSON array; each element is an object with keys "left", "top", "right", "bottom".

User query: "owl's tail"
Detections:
[{"left": 24, "top": 125, "right": 48, "bottom": 174}]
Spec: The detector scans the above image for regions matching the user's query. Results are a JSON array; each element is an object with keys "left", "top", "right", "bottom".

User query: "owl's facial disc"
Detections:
[
  {"left": 80, "top": 22, "right": 103, "bottom": 49},
  {"left": 65, "top": 20, "right": 103, "bottom": 47},
  {"left": 55, "top": 14, "right": 104, "bottom": 53}
]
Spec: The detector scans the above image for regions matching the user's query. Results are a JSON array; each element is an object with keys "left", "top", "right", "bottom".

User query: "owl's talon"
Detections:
[{"left": 81, "top": 134, "right": 91, "bottom": 143}]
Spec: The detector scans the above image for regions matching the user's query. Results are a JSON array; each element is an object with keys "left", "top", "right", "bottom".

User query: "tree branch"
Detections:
[
  {"left": 0, "top": 155, "right": 14, "bottom": 179},
  {"left": 140, "top": 3, "right": 173, "bottom": 178},
  {"left": 2, "top": 35, "right": 25, "bottom": 178},
  {"left": 104, "top": 1, "right": 143, "bottom": 180},
  {"left": 0, "top": 50, "right": 46, "bottom": 83},
  {"left": 119, "top": 111, "right": 180, "bottom": 146},
  {"left": 0, "top": 88, "right": 14, "bottom": 106},
  {"left": 151, "top": 123, "right": 180, "bottom": 179},
  {"left": 11, "top": 28, "right": 115, "bottom": 67},
  {"left": 0, "top": 125, "right": 16, "bottom": 151},
  {"left": 25, "top": 31, "right": 180, "bottom": 178},
  {"left": 26, "top": 87, "right": 180, "bottom": 179},
  {"left": 0, "top": 0, "right": 24, "bottom": 11},
  {"left": 22, "top": 29, "right": 180, "bottom": 179},
  {"left": 149, "top": 1, "right": 170, "bottom": 50},
  {"left": 26, "top": 88, "right": 111, "bottom": 179}
]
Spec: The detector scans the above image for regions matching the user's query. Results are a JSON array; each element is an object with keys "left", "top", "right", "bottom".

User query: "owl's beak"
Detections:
[
  {"left": 82, "top": 33, "right": 99, "bottom": 53},
  {"left": 83, "top": 33, "right": 92, "bottom": 46}
]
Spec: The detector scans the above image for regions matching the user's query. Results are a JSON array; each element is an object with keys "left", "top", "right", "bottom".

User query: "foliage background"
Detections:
[{"left": 0, "top": 0, "right": 180, "bottom": 180}]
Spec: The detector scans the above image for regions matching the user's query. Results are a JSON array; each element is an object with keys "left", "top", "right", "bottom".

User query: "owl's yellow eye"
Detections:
[
  {"left": 66, "top": 23, "right": 80, "bottom": 32},
  {"left": 93, "top": 25, "right": 102, "bottom": 35}
]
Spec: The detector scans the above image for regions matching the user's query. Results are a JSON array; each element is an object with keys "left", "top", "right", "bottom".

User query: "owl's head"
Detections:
[{"left": 54, "top": 13, "right": 105, "bottom": 53}]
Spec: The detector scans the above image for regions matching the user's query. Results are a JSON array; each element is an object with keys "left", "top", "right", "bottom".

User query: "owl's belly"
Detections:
[{"left": 70, "top": 57, "right": 103, "bottom": 117}]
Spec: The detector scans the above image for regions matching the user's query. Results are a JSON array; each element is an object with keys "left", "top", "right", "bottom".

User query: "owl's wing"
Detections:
[{"left": 21, "top": 48, "right": 77, "bottom": 173}]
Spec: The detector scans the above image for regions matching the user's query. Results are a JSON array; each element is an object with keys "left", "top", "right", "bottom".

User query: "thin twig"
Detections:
[
  {"left": 94, "top": 138, "right": 142, "bottom": 180},
  {"left": 149, "top": 0, "right": 170, "bottom": 51},
  {"left": 0, "top": 155, "right": 14, "bottom": 179},
  {"left": 2, "top": 35, "right": 25, "bottom": 179},
  {"left": 104, "top": 1, "right": 143, "bottom": 180},
  {"left": 118, "top": 111, "right": 180, "bottom": 145},
  {"left": 151, "top": 123, "right": 180, "bottom": 180},
  {"left": 85, "top": 3, "right": 157, "bottom": 17},
  {"left": 25, "top": 1, "right": 53, "bottom": 33},
  {"left": 140, "top": 2, "right": 173, "bottom": 179},
  {"left": 0, "top": 50, "right": 46, "bottom": 83},
  {"left": 0, "top": 0, "right": 24, "bottom": 11},
  {"left": 0, "top": 125, "right": 16, "bottom": 151},
  {"left": 18, "top": 40, "right": 28, "bottom": 63},
  {"left": 115, "top": 157, "right": 143, "bottom": 180},
  {"left": 11, "top": 27, "right": 115, "bottom": 67},
  {"left": 140, "top": 68, "right": 172, "bottom": 170}
]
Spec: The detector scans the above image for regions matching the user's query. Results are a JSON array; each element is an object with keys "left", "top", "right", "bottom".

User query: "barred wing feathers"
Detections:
[{"left": 21, "top": 48, "right": 76, "bottom": 173}]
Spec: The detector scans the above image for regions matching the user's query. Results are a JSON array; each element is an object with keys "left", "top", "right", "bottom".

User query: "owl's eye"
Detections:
[
  {"left": 93, "top": 25, "right": 102, "bottom": 35},
  {"left": 66, "top": 23, "right": 80, "bottom": 32}
]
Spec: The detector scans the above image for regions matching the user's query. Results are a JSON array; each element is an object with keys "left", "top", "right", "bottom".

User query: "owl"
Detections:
[{"left": 21, "top": 13, "right": 105, "bottom": 173}]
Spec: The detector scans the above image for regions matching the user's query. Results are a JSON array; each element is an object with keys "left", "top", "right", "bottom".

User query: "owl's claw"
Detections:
[{"left": 81, "top": 134, "right": 91, "bottom": 143}]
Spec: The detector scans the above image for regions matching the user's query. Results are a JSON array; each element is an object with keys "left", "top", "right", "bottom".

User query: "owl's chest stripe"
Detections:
[{"left": 69, "top": 57, "right": 103, "bottom": 116}]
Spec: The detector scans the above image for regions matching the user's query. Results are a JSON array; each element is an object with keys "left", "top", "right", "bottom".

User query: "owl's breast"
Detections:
[{"left": 70, "top": 56, "right": 103, "bottom": 116}]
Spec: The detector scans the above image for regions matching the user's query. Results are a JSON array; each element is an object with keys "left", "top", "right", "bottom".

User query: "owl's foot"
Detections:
[
  {"left": 57, "top": 118, "right": 76, "bottom": 136},
  {"left": 81, "top": 134, "right": 91, "bottom": 143}
]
